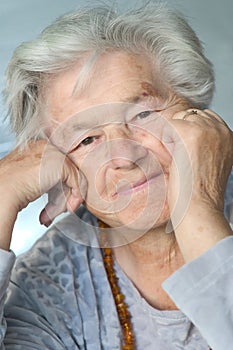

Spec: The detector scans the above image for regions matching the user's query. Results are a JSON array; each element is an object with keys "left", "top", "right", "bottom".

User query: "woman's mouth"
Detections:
[{"left": 112, "top": 172, "right": 162, "bottom": 197}]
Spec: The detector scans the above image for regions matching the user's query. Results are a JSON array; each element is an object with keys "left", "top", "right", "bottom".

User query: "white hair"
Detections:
[{"left": 4, "top": 1, "right": 215, "bottom": 145}]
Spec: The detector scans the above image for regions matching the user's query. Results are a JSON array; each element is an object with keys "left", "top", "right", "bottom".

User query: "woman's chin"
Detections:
[{"left": 88, "top": 202, "right": 171, "bottom": 245}]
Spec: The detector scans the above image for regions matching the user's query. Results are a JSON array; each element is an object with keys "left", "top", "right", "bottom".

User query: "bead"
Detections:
[
  {"left": 104, "top": 247, "right": 112, "bottom": 255},
  {"left": 115, "top": 293, "right": 125, "bottom": 303}
]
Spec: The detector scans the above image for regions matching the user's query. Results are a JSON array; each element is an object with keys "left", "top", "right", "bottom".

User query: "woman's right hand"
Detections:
[{"left": 0, "top": 139, "right": 86, "bottom": 250}]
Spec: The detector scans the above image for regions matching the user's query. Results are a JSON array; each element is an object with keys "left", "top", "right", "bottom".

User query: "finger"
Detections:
[
  {"left": 67, "top": 191, "right": 84, "bottom": 212},
  {"left": 39, "top": 185, "right": 69, "bottom": 226},
  {"left": 172, "top": 108, "right": 210, "bottom": 122},
  {"left": 204, "top": 109, "right": 229, "bottom": 126},
  {"left": 171, "top": 109, "right": 197, "bottom": 120},
  {"left": 39, "top": 193, "right": 83, "bottom": 226},
  {"left": 39, "top": 168, "right": 87, "bottom": 226},
  {"left": 39, "top": 180, "right": 83, "bottom": 226},
  {"left": 61, "top": 158, "right": 88, "bottom": 200},
  {"left": 39, "top": 207, "right": 55, "bottom": 227},
  {"left": 173, "top": 108, "right": 227, "bottom": 127}
]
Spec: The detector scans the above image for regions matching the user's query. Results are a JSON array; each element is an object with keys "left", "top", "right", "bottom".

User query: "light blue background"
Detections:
[{"left": 0, "top": 0, "right": 232, "bottom": 254}]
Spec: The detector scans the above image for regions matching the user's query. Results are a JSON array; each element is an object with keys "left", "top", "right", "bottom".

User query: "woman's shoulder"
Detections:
[{"left": 6, "top": 208, "right": 109, "bottom": 347}]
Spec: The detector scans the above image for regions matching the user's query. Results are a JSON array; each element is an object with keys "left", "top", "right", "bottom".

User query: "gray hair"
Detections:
[{"left": 4, "top": 1, "right": 215, "bottom": 145}]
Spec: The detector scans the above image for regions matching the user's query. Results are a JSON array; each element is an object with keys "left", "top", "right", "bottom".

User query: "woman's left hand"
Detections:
[{"left": 166, "top": 108, "right": 233, "bottom": 262}]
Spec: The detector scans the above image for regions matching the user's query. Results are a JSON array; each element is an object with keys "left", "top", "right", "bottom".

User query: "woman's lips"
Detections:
[{"left": 112, "top": 172, "right": 162, "bottom": 197}]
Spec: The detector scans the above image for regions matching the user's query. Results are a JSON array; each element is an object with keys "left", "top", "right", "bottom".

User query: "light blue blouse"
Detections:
[{"left": 0, "top": 203, "right": 233, "bottom": 349}]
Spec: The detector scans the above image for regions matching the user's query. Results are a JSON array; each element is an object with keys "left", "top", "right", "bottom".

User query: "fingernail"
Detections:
[
  {"left": 42, "top": 219, "right": 52, "bottom": 227},
  {"left": 39, "top": 209, "right": 53, "bottom": 227}
]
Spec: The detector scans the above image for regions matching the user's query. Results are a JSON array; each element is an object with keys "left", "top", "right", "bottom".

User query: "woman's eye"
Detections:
[
  {"left": 80, "top": 136, "right": 97, "bottom": 147},
  {"left": 69, "top": 134, "right": 102, "bottom": 153},
  {"left": 135, "top": 110, "right": 153, "bottom": 120}
]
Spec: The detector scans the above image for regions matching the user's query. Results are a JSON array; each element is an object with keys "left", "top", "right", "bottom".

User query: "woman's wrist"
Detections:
[
  {"left": 0, "top": 200, "right": 18, "bottom": 251},
  {"left": 173, "top": 203, "right": 232, "bottom": 263}
]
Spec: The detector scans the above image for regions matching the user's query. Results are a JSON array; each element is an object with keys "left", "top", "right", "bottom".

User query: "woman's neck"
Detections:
[{"left": 112, "top": 225, "right": 184, "bottom": 310}]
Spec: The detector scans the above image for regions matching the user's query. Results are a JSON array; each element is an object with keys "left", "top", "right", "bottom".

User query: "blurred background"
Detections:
[{"left": 0, "top": 0, "right": 232, "bottom": 255}]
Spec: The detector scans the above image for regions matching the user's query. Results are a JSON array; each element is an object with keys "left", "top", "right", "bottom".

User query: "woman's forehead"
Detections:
[{"left": 43, "top": 51, "right": 165, "bottom": 120}]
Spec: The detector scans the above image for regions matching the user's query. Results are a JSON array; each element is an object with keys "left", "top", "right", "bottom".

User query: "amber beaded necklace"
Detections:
[
  {"left": 103, "top": 246, "right": 135, "bottom": 350},
  {"left": 99, "top": 220, "right": 135, "bottom": 349}
]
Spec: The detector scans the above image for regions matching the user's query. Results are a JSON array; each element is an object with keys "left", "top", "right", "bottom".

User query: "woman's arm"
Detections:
[
  {"left": 0, "top": 140, "right": 85, "bottom": 347},
  {"left": 167, "top": 109, "right": 233, "bottom": 262},
  {"left": 0, "top": 140, "right": 85, "bottom": 251},
  {"left": 0, "top": 250, "right": 15, "bottom": 349},
  {"left": 163, "top": 108, "right": 233, "bottom": 350},
  {"left": 163, "top": 235, "right": 233, "bottom": 350},
  {"left": 0, "top": 249, "right": 69, "bottom": 349}
]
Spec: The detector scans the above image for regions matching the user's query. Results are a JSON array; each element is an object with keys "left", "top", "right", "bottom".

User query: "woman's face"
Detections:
[{"left": 45, "top": 51, "right": 189, "bottom": 234}]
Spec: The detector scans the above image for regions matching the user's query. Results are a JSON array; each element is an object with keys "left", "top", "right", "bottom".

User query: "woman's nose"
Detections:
[{"left": 105, "top": 124, "right": 148, "bottom": 169}]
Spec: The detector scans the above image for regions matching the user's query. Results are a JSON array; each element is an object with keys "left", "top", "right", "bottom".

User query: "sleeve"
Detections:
[
  {"left": 0, "top": 247, "right": 73, "bottom": 350},
  {"left": 3, "top": 282, "right": 68, "bottom": 349},
  {"left": 162, "top": 236, "right": 233, "bottom": 350},
  {"left": 0, "top": 249, "right": 15, "bottom": 349}
]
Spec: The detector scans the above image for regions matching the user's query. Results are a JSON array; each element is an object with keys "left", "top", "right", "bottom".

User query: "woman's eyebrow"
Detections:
[
  {"left": 66, "top": 115, "right": 101, "bottom": 131},
  {"left": 121, "top": 94, "right": 148, "bottom": 104},
  {"left": 122, "top": 89, "right": 160, "bottom": 105},
  {"left": 69, "top": 122, "right": 90, "bottom": 131}
]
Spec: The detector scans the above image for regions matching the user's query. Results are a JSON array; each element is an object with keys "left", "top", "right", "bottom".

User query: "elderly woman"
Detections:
[{"left": 0, "top": 2, "right": 232, "bottom": 350}]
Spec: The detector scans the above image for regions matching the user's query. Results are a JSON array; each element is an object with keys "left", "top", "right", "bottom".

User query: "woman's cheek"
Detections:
[
  {"left": 133, "top": 129, "right": 172, "bottom": 171},
  {"left": 68, "top": 149, "right": 104, "bottom": 203}
]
